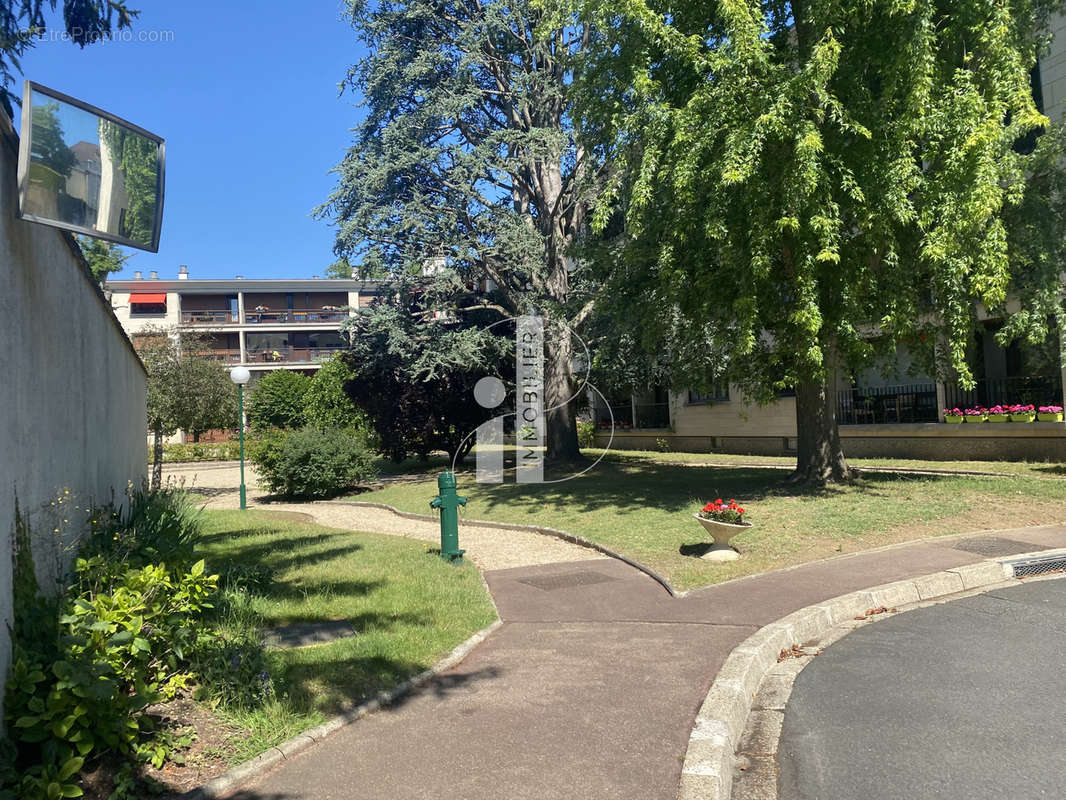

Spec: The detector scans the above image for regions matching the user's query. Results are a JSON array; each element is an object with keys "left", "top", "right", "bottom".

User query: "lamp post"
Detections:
[{"left": 229, "top": 366, "right": 251, "bottom": 509}]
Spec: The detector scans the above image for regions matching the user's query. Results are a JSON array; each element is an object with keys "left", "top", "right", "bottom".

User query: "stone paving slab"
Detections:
[{"left": 263, "top": 621, "right": 357, "bottom": 650}]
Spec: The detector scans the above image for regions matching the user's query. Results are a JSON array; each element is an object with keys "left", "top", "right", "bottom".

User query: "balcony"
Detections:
[
  {"left": 244, "top": 309, "right": 348, "bottom": 324},
  {"left": 203, "top": 349, "right": 242, "bottom": 363},
  {"left": 245, "top": 346, "right": 346, "bottom": 364},
  {"left": 182, "top": 310, "right": 237, "bottom": 325}
]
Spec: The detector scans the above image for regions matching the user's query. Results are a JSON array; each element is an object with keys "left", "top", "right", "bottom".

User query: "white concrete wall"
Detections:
[
  {"left": 0, "top": 114, "right": 147, "bottom": 721},
  {"left": 109, "top": 288, "right": 180, "bottom": 334}
]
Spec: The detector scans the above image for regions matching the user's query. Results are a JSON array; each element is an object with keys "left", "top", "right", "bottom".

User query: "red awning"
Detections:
[{"left": 129, "top": 293, "right": 167, "bottom": 304}]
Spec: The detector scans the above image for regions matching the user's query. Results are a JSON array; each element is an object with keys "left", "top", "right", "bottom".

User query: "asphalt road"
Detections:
[{"left": 780, "top": 577, "right": 1066, "bottom": 800}]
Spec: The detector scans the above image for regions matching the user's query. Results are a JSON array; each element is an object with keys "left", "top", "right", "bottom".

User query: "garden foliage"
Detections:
[
  {"left": 573, "top": 0, "right": 1066, "bottom": 481},
  {"left": 339, "top": 289, "right": 510, "bottom": 464},
  {"left": 303, "top": 356, "right": 371, "bottom": 434},
  {"left": 247, "top": 370, "right": 310, "bottom": 431},
  {"left": 0, "top": 488, "right": 271, "bottom": 799},
  {"left": 250, "top": 426, "right": 377, "bottom": 498}
]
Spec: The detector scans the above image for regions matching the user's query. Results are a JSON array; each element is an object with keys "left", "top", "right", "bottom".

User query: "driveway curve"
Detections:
[{"left": 779, "top": 577, "right": 1066, "bottom": 800}]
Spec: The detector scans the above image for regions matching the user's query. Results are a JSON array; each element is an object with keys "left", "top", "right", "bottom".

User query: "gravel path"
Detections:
[{"left": 164, "top": 463, "right": 604, "bottom": 572}]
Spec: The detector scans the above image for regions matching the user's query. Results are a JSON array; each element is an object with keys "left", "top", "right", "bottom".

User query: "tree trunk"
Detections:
[
  {"left": 791, "top": 373, "right": 853, "bottom": 484},
  {"left": 544, "top": 315, "right": 583, "bottom": 465},
  {"left": 151, "top": 428, "right": 164, "bottom": 490}
]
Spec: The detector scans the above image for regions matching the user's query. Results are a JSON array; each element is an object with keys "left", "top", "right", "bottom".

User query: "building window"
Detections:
[
  {"left": 688, "top": 380, "right": 730, "bottom": 404},
  {"left": 129, "top": 293, "right": 167, "bottom": 316}
]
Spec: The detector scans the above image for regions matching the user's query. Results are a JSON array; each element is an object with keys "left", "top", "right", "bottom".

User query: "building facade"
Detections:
[{"left": 107, "top": 267, "right": 386, "bottom": 379}]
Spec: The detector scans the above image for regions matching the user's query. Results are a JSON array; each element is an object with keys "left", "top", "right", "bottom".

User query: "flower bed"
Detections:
[
  {"left": 986, "top": 405, "right": 1009, "bottom": 423},
  {"left": 1008, "top": 404, "right": 1036, "bottom": 423},
  {"left": 1038, "top": 405, "right": 1064, "bottom": 423},
  {"left": 942, "top": 407, "right": 964, "bottom": 423},
  {"left": 943, "top": 402, "right": 1064, "bottom": 424}
]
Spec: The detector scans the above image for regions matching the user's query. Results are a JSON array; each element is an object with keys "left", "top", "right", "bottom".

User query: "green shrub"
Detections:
[
  {"left": 247, "top": 371, "right": 310, "bottom": 430},
  {"left": 0, "top": 488, "right": 274, "bottom": 800},
  {"left": 3, "top": 557, "right": 218, "bottom": 800},
  {"left": 153, "top": 441, "right": 242, "bottom": 463},
  {"left": 577, "top": 420, "right": 596, "bottom": 449},
  {"left": 304, "top": 356, "right": 372, "bottom": 434},
  {"left": 250, "top": 427, "right": 376, "bottom": 499}
]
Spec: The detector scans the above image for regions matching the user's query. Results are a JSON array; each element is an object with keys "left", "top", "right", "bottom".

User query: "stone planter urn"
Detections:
[{"left": 692, "top": 514, "right": 750, "bottom": 561}]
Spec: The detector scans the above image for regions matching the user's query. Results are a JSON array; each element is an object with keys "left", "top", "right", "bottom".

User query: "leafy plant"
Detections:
[
  {"left": 303, "top": 356, "right": 371, "bottom": 434},
  {"left": 250, "top": 427, "right": 376, "bottom": 499},
  {"left": 339, "top": 289, "right": 511, "bottom": 463},
  {"left": 247, "top": 370, "right": 310, "bottom": 431},
  {"left": 0, "top": 489, "right": 234, "bottom": 800},
  {"left": 576, "top": 421, "right": 596, "bottom": 450},
  {"left": 80, "top": 485, "right": 202, "bottom": 572},
  {"left": 153, "top": 440, "right": 242, "bottom": 463}
]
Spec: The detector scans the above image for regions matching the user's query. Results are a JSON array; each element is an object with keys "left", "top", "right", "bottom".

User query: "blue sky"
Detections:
[{"left": 16, "top": 0, "right": 368, "bottom": 280}]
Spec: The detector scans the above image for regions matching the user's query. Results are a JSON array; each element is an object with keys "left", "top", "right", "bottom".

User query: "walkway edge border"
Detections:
[
  {"left": 676, "top": 556, "right": 1022, "bottom": 800},
  {"left": 332, "top": 499, "right": 680, "bottom": 596},
  {"left": 178, "top": 618, "right": 504, "bottom": 800}
]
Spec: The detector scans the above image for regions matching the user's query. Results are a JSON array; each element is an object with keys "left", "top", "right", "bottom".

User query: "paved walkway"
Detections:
[
  {"left": 780, "top": 577, "right": 1066, "bottom": 800},
  {"left": 163, "top": 464, "right": 1066, "bottom": 798},
  {"left": 226, "top": 521, "right": 1066, "bottom": 799}
]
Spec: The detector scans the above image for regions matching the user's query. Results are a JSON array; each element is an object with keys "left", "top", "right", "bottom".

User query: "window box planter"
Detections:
[
  {"left": 1038, "top": 412, "right": 1064, "bottom": 423},
  {"left": 1009, "top": 413, "right": 1036, "bottom": 423},
  {"left": 986, "top": 413, "right": 1009, "bottom": 423},
  {"left": 963, "top": 414, "right": 985, "bottom": 423},
  {"left": 944, "top": 415, "right": 963, "bottom": 424}
]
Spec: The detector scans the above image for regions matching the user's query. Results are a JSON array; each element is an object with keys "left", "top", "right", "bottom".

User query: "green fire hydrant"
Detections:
[{"left": 430, "top": 471, "right": 466, "bottom": 563}]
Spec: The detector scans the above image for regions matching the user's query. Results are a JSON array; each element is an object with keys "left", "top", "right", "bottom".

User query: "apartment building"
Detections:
[{"left": 107, "top": 266, "right": 386, "bottom": 381}]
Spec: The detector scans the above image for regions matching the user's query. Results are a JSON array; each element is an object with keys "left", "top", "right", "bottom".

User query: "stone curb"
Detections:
[
  {"left": 178, "top": 619, "right": 503, "bottom": 800},
  {"left": 331, "top": 499, "right": 680, "bottom": 596},
  {"left": 676, "top": 554, "right": 1040, "bottom": 800}
]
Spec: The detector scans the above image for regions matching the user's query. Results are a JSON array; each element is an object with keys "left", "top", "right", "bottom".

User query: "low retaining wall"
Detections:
[{"left": 595, "top": 422, "right": 1066, "bottom": 462}]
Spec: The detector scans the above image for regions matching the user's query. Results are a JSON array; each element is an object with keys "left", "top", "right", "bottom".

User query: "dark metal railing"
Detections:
[
  {"left": 181, "top": 310, "right": 236, "bottom": 324},
  {"left": 837, "top": 383, "right": 939, "bottom": 425},
  {"left": 593, "top": 402, "right": 670, "bottom": 429},
  {"left": 943, "top": 375, "right": 1063, "bottom": 410},
  {"left": 203, "top": 349, "right": 242, "bottom": 363},
  {"left": 838, "top": 375, "right": 1064, "bottom": 424},
  {"left": 244, "top": 310, "right": 348, "bottom": 324},
  {"left": 245, "top": 346, "right": 346, "bottom": 364}
]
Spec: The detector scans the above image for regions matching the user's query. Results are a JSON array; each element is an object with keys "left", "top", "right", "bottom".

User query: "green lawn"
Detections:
[
  {"left": 586, "top": 448, "right": 1066, "bottom": 479},
  {"left": 194, "top": 509, "right": 498, "bottom": 759},
  {"left": 356, "top": 452, "right": 1066, "bottom": 591}
]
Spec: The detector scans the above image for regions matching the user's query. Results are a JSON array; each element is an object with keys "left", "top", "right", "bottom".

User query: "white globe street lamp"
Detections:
[{"left": 229, "top": 366, "right": 251, "bottom": 509}]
